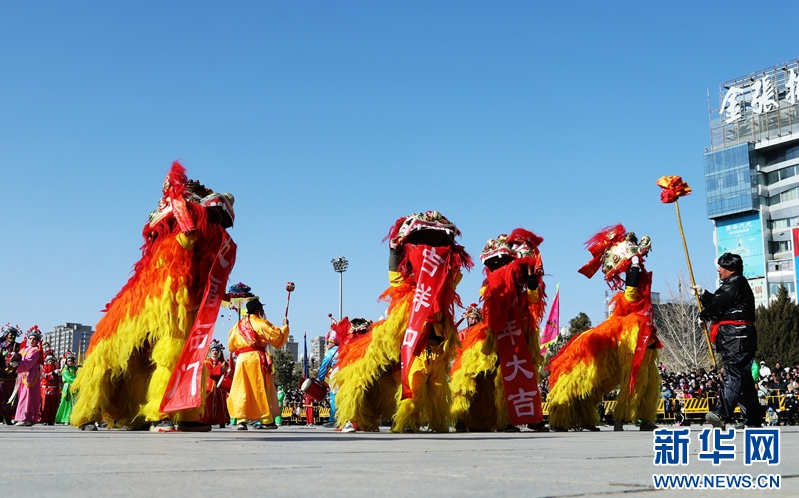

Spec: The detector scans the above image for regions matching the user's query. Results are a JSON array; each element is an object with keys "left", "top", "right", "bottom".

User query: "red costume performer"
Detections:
[
  {"left": 200, "top": 340, "right": 229, "bottom": 427},
  {"left": 39, "top": 353, "right": 61, "bottom": 425}
]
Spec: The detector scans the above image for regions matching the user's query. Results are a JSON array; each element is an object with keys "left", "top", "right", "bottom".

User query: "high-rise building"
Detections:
[
  {"left": 311, "top": 336, "right": 326, "bottom": 363},
  {"left": 282, "top": 334, "right": 299, "bottom": 362},
  {"left": 705, "top": 58, "right": 799, "bottom": 306},
  {"left": 42, "top": 323, "right": 94, "bottom": 360}
]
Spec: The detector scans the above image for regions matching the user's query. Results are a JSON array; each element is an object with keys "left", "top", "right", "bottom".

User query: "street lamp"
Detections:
[{"left": 331, "top": 256, "right": 348, "bottom": 320}]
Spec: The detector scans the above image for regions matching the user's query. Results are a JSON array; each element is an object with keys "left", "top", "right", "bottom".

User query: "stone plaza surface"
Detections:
[{"left": 1, "top": 424, "right": 796, "bottom": 497}]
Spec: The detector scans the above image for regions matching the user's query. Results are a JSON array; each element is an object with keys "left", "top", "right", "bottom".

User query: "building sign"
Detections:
[
  {"left": 748, "top": 277, "right": 767, "bottom": 309},
  {"left": 720, "top": 69, "right": 796, "bottom": 124},
  {"left": 716, "top": 213, "right": 765, "bottom": 278}
]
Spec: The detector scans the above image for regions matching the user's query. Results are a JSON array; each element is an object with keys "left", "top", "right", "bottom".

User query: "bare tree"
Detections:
[{"left": 654, "top": 272, "right": 712, "bottom": 372}]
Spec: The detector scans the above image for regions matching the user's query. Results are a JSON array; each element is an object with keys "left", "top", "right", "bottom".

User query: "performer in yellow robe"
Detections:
[{"left": 227, "top": 298, "right": 289, "bottom": 430}]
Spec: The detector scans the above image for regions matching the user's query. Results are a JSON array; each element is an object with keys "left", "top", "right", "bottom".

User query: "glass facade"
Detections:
[{"left": 704, "top": 142, "right": 758, "bottom": 218}]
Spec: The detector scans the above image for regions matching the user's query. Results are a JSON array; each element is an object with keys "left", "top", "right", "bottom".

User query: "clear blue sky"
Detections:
[{"left": 2, "top": 2, "right": 797, "bottom": 346}]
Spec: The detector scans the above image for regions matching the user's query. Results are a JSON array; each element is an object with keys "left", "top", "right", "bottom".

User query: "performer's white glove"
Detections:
[
  {"left": 697, "top": 317, "right": 704, "bottom": 328},
  {"left": 690, "top": 285, "right": 704, "bottom": 296},
  {"left": 631, "top": 255, "right": 640, "bottom": 266}
]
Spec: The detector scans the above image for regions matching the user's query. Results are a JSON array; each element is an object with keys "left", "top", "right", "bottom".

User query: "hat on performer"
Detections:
[
  {"left": 246, "top": 298, "right": 264, "bottom": 315},
  {"left": 25, "top": 325, "right": 41, "bottom": 340},
  {"left": 209, "top": 339, "right": 224, "bottom": 351},
  {"left": 2, "top": 323, "right": 21, "bottom": 338},
  {"left": 717, "top": 252, "right": 743, "bottom": 274},
  {"left": 326, "top": 330, "right": 338, "bottom": 345}
]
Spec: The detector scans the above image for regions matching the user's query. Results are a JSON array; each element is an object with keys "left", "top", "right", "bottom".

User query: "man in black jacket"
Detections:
[{"left": 692, "top": 252, "right": 762, "bottom": 429}]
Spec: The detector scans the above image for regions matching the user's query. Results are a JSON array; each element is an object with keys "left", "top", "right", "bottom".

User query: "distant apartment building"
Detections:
[
  {"left": 282, "top": 334, "right": 299, "bottom": 362},
  {"left": 311, "top": 336, "right": 326, "bottom": 364},
  {"left": 42, "top": 323, "right": 94, "bottom": 359}
]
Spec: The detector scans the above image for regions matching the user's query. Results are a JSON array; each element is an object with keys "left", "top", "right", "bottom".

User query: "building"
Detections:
[
  {"left": 705, "top": 58, "right": 799, "bottom": 306},
  {"left": 282, "top": 335, "right": 299, "bottom": 362},
  {"left": 42, "top": 323, "right": 94, "bottom": 360},
  {"left": 311, "top": 336, "right": 326, "bottom": 363}
]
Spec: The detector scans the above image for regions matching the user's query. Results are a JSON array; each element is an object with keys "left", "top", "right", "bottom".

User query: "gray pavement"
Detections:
[{"left": 1, "top": 423, "right": 797, "bottom": 497}]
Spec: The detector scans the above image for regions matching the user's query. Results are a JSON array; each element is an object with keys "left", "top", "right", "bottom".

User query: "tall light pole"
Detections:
[{"left": 331, "top": 256, "right": 348, "bottom": 320}]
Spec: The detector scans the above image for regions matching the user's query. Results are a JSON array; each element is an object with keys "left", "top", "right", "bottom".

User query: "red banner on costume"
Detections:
[
  {"left": 238, "top": 315, "right": 257, "bottom": 346},
  {"left": 400, "top": 245, "right": 451, "bottom": 399},
  {"left": 628, "top": 302, "right": 654, "bottom": 396},
  {"left": 160, "top": 233, "right": 237, "bottom": 412},
  {"left": 495, "top": 302, "right": 543, "bottom": 425}
]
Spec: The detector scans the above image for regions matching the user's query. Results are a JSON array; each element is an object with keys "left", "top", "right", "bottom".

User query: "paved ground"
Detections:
[{"left": 1, "top": 423, "right": 797, "bottom": 497}]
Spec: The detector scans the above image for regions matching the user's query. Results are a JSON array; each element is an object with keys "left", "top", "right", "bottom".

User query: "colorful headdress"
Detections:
[
  {"left": 63, "top": 350, "right": 77, "bottom": 361},
  {"left": 148, "top": 161, "right": 235, "bottom": 230},
  {"left": 25, "top": 325, "right": 41, "bottom": 340},
  {"left": 480, "top": 228, "right": 543, "bottom": 265},
  {"left": 45, "top": 354, "right": 56, "bottom": 363},
  {"left": 349, "top": 318, "right": 373, "bottom": 335},
  {"left": 463, "top": 303, "right": 483, "bottom": 324},
  {"left": 325, "top": 330, "right": 338, "bottom": 344},
  {"left": 1, "top": 323, "right": 21, "bottom": 338},
  {"left": 578, "top": 224, "right": 652, "bottom": 289},
  {"left": 385, "top": 211, "right": 461, "bottom": 246},
  {"left": 209, "top": 339, "right": 225, "bottom": 352}
]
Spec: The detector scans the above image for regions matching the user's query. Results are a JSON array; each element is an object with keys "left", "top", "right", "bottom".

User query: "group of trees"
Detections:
[{"left": 755, "top": 285, "right": 799, "bottom": 367}]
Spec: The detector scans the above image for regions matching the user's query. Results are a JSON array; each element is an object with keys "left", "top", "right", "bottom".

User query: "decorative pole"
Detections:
[
  {"left": 331, "top": 256, "right": 349, "bottom": 320},
  {"left": 656, "top": 176, "right": 716, "bottom": 368}
]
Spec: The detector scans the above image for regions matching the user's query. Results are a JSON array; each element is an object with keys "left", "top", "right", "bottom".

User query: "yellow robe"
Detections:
[{"left": 226, "top": 315, "right": 289, "bottom": 422}]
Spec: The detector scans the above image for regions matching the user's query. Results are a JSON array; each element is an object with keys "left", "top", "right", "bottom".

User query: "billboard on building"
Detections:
[
  {"left": 794, "top": 227, "right": 799, "bottom": 300},
  {"left": 716, "top": 212, "right": 765, "bottom": 278}
]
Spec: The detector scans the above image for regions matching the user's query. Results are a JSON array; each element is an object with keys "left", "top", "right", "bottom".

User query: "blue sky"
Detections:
[{"left": 2, "top": 2, "right": 797, "bottom": 347}]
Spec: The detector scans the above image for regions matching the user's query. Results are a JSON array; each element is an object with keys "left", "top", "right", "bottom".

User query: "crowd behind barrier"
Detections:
[{"left": 539, "top": 359, "right": 799, "bottom": 427}]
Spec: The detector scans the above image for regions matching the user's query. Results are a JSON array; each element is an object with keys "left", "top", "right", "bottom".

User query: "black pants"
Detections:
[{"left": 715, "top": 347, "right": 760, "bottom": 425}]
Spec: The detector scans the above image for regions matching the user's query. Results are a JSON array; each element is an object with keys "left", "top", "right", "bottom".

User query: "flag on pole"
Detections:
[
  {"left": 303, "top": 332, "right": 309, "bottom": 378},
  {"left": 540, "top": 284, "right": 560, "bottom": 355}
]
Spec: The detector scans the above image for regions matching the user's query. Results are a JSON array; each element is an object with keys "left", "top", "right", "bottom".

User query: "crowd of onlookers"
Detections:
[
  {"left": 657, "top": 360, "right": 799, "bottom": 426},
  {"left": 537, "top": 359, "right": 799, "bottom": 426}
]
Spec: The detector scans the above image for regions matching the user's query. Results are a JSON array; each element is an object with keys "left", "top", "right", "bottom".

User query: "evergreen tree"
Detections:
[
  {"left": 568, "top": 312, "right": 592, "bottom": 336},
  {"left": 755, "top": 284, "right": 799, "bottom": 367},
  {"left": 273, "top": 346, "right": 301, "bottom": 390}
]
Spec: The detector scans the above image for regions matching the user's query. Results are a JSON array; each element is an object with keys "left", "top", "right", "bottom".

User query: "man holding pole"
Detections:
[
  {"left": 227, "top": 298, "right": 289, "bottom": 430},
  {"left": 692, "top": 253, "right": 762, "bottom": 429}
]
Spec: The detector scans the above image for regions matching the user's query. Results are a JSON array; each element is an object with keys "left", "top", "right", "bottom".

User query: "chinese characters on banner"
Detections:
[
  {"left": 495, "top": 303, "right": 543, "bottom": 426},
  {"left": 399, "top": 245, "right": 451, "bottom": 399},
  {"left": 160, "top": 234, "right": 237, "bottom": 412}
]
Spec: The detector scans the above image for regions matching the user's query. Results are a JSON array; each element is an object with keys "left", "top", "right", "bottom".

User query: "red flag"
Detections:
[
  {"left": 540, "top": 284, "right": 560, "bottom": 355},
  {"left": 656, "top": 176, "right": 692, "bottom": 203}
]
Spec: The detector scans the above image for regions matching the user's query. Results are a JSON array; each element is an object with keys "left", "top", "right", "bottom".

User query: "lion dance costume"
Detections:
[
  {"left": 335, "top": 211, "right": 472, "bottom": 432},
  {"left": 547, "top": 225, "right": 661, "bottom": 431},
  {"left": 450, "top": 229, "right": 547, "bottom": 432},
  {"left": 70, "top": 161, "right": 236, "bottom": 430}
]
